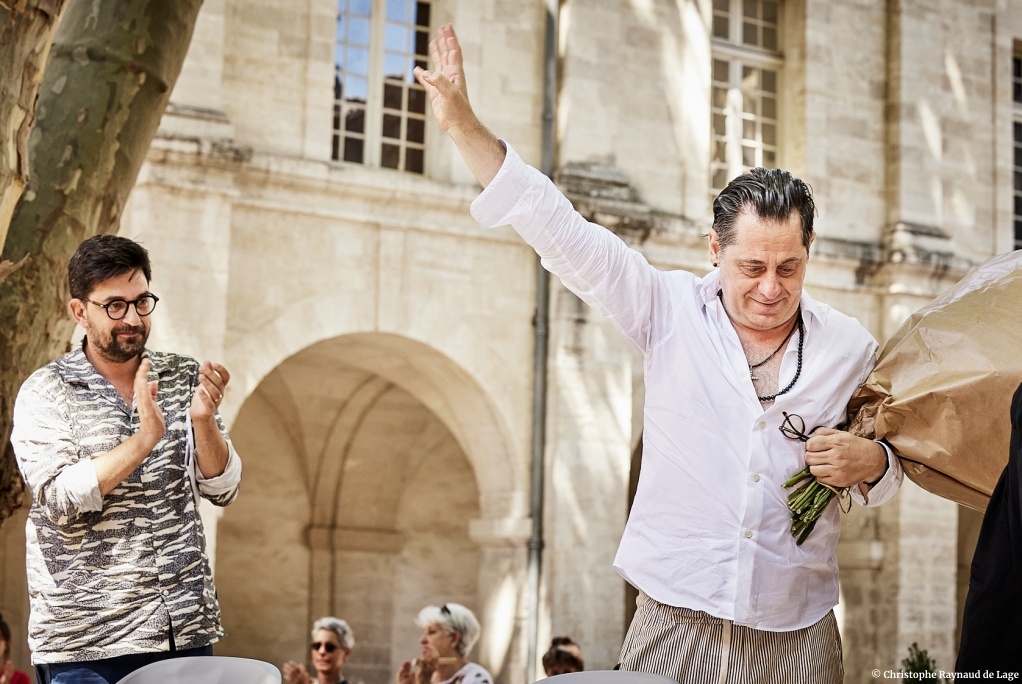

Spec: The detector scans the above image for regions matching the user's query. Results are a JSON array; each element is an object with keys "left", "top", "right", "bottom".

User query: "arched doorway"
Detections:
[{"left": 213, "top": 333, "right": 521, "bottom": 684}]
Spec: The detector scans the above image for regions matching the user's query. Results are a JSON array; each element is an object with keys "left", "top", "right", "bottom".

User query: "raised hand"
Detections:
[
  {"left": 190, "top": 361, "right": 230, "bottom": 421},
  {"left": 413, "top": 24, "right": 505, "bottom": 187},
  {"left": 397, "top": 660, "right": 416, "bottom": 684},
  {"left": 413, "top": 24, "right": 473, "bottom": 134},
  {"left": 282, "top": 661, "right": 312, "bottom": 684}
]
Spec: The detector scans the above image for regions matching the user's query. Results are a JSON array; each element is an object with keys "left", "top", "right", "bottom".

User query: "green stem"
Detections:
[{"left": 783, "top": 467, "right": 812, "bottom": 488}]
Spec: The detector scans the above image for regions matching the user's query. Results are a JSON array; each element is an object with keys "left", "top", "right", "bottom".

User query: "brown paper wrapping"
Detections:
[{"left": 847, "top": 250, "right": 1022, "bottom": 512}]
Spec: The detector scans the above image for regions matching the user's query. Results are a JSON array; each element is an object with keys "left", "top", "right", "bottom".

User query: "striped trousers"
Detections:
[{"left": 617, "top": 592, "right": 843, "bottom": 683}]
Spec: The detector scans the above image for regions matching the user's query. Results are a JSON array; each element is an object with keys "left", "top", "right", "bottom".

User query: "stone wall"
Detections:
[{"left": 2, "top": 0, "right": 1020, "bottom": 680}]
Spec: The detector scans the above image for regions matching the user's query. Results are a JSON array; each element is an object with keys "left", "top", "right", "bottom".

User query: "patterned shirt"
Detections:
[{"left": 11, "top": 341, "right": 242, "bottom": 664}]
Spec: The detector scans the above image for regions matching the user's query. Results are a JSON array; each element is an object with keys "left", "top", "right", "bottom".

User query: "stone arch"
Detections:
[
  {"left": 225, "top": 321, "right": 523, "bottom": 520},
  {"left": 214, "top": 332, "right": 527, "bottom": 684}
]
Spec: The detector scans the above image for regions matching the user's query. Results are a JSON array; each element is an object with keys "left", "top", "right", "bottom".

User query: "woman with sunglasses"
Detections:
[
  {"left": 283, "top": 617, "right": 355, "bottom": 684},
  {"left": 396, "top": 604, "right": 491, "bottom": 684}
]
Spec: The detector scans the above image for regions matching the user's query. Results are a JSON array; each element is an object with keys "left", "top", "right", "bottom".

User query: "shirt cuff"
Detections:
[
  {"left": 66, "top": 459, "right": 103, "bottom": 512},
  {"left": 850, "top": 440, "right": 904, "bottom": 507},
  {"left": 469, "top": 142, "right": 532, "bottom": 229}
]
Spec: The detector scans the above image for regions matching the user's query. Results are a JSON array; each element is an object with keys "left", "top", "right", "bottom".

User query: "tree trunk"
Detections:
[
  {"left": 0, "top": 0, "right": 205, "bottom": 528},
  {"left": 0, "top": 0, "right": 67, "bottom": 268}
]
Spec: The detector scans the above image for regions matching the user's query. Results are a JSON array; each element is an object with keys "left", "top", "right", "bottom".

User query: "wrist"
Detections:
[
  {"left": 865, "top": 443, "right": 889, "bottom": 487},
  {"left": 191, "top": 412, "right": 219, "bottom": 428},
  {"left": 132, "top": 428, "right": 162, "bottom": 453}
]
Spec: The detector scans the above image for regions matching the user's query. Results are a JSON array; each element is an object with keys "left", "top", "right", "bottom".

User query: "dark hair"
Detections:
[
  {"left": 712, "top": 167, "right": 817, "bottom": 250},
  {"left": 542, "top": 636, "right": 584, "bottom": 675},
  {"left": 68, "top": 235, "right": 152, "bottom": 300},
  {"left": 0, "top": 611, "right": 11, "bottom": 660}
]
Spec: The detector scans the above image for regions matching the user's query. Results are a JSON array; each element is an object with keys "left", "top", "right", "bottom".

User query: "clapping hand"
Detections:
[
  {"left": 397, "top": 648, "right": 438, "bottom": 684},
  {"left": 282, "top": 661, "right": 312, "bottom": 684},
  {"left": 190, "top": 361, "right": 230, "bottom": 421},
  {"left": 134, "top": 358, "right": 165, "bottom": 448}
]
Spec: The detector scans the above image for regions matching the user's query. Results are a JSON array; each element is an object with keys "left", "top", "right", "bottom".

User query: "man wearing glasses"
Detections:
[
  {"left": 415, "top": 25, "right": 904, "bottom": 683},
  {"left": 11, "top": 235, "right": 242, "bottom": 683}
]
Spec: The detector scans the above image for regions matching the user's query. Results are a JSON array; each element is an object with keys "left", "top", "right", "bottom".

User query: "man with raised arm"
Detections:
[
  {"left": 11, "top": 235, "right": 242, "bottom": 684},
  {"left": 414, "top": 24, "right": 903, "bottom": 681}
]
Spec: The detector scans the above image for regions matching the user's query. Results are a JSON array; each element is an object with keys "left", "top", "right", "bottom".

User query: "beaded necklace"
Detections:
[
  {"left": 717, "top": 290, "right": 805, "bottom": 402},
  {"left": 747, "top": 316, "right": 799, "bottom": 380}
]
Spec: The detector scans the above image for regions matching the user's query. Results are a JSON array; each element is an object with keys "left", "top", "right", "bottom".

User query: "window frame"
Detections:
[
  {"left": 333, "top": 0, "right": 431, "bottom": 174},
  {"left": 710, "top": 0, "right": 783, "bottom": 196}
]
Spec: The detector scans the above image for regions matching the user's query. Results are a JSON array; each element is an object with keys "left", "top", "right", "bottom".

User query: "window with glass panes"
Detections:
[
  {"left": 1014, "top": 55, "right": 1022, "bottom": 250},
  {"left": 334, "top": 0, "right": 430, "bottom": 173},
  {"left": 710, "top": 0, "right": 781, "bottom": 195}
]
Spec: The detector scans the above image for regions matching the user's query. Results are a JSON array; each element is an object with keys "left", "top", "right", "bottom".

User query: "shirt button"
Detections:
[
  {"left": 745, "top": 529, "right": 753, "bottom": 539},
  {"left": 757, "top": 421, "right": 766, "bottom": 429},
  {"left": 752, "top": 474, "right": 761, "bottom": 482}
]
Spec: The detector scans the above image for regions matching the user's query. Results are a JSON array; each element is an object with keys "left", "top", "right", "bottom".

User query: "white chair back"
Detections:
[
  {"left": 539, "top": 671, "right": 677, "bottom": 684},
  {"left": 114, "top": 655, "right": 281, "bottom": 684}
]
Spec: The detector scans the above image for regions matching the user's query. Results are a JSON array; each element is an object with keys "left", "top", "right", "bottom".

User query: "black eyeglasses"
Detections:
[
  {"left": 780, "top": 412, "right": 846, "bottom": 441},
  {"left": 311, "top": 641, "right": 339, "bottom": 653},
  {"left": 779, "top": 411, "right": 812, "bottom": 442},
  {"left": 84, "top": 294, "right": 159, "bottom": 320},
  {"left": 440, "top": 604, "right": 451, "bottom": 616}
]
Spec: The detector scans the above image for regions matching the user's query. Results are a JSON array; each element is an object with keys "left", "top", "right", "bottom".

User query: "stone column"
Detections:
[
  {"left": 307, "top": 525, "right": 405, "bottom": 684},
  {"left": 160, "top": 0, "right": 234, "bottom": 141},
  {"left": 861, "top": 0, "right": 997, "bottom": 673},
  {"left": 468, "top": 517, "right": 531, "bottom": 684},
  {"left": 539, "top": 276, "right": 636, "bottom": 672}
]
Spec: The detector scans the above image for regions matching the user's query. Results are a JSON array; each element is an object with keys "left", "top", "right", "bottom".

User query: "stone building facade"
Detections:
[{"left": 2, "top": 0, "right": 1020, "bottom": 682}]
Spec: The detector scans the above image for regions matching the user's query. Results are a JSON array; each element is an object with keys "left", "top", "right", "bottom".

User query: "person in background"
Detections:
[
  {"left": 283, "top": 617, "right": 355, "bottom": 684},
  {"left": 396, "top": 604, "right": 491, "bottom": 684},
  {"left": 542, "top": 637, "right": 584, "bottom": 677},
  {"left": 955, "top": 382, "right": 1022, "bottom": 671},
  {"left": 0, "top": 612, "right": 31, "bottom": 684}
]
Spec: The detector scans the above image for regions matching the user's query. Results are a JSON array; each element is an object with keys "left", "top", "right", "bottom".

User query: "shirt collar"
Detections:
[{"left": 58, "top": 337, "right": 163, "bottom": 386}]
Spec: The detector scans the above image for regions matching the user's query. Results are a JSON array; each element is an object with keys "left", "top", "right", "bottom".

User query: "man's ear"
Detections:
[
  {"left": 69, "top": 299, "right": 88, "bottom": 328},
  {"left": 708, "top": 229, "right": 721, "bottom": 267}
]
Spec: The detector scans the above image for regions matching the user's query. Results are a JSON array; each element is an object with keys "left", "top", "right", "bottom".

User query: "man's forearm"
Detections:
[
  {"left": 449, "top": 119, "right": 505, "bottom": 188},
  {"left": 193, "top": 415, "right": 229, "bottom": 478},
  {"left": 93, "top": 431, "right": 160, "bottom": 496}
]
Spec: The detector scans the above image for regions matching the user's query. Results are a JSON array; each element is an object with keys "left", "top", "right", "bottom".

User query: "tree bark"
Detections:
[
  {"left": 0, "top": 0, "right": 67, "bottom": 263},
  {"left": 0, "top": 0, "right": 205, "bottom": 528}
]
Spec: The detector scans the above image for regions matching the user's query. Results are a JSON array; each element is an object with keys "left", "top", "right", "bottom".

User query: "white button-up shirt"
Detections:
[{"left": 472, "top": 144, "right": 903, "bottom": 631}]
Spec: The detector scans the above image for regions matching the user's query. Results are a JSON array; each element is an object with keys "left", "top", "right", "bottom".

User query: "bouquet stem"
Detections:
[{"left": 783, "top": 467, "right": 837, "bottom": 545}]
